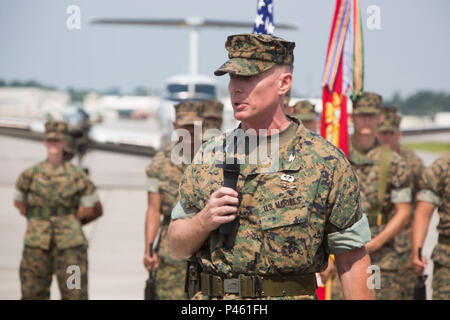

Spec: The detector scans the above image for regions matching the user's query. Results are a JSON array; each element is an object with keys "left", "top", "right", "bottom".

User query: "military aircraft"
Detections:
[
  {"left": 0, "top": 16, "right": 299, "bottom": 161},
  {"left": 89, "top": 17, "right": 299, "bottom": 144}
]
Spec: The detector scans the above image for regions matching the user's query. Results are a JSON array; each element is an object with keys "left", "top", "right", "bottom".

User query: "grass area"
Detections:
[{"left": 403, "top": 142, "right": 450, "bottom": 154}]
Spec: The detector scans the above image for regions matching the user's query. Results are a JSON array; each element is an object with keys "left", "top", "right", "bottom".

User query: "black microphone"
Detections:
[{"left": 219, "top": 159, "right": 240, "bottom": 245}]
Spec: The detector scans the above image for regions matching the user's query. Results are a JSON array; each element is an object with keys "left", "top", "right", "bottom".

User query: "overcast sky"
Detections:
[{"left": 1, "top": 0, "right": 449, "bottom": 99}]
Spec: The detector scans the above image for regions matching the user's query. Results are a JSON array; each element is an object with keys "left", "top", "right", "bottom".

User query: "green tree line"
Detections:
[
  {"left": 1, "top": 80, "right": 449, "bottom": 115},
  {"left": 0, "top": 80, "right": 162, "bottom": 103},
  {"left": 385, "top": 90, "right": 450, "bottom": 116}
]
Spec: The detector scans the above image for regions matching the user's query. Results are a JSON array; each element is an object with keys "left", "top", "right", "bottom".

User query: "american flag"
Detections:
[{"left": 252, "top": 0, "right": 274, "bottom": 35}]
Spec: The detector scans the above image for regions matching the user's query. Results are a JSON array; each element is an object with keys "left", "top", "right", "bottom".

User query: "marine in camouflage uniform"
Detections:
[
  {"left": 331, "top": 93, "right": 413, "bottom": 300},
  {"left": 13, "top": 121, "right": 100, "bottom": 300},
  {"left": 292, "top": 100, "right": 318, "bottom": 132},
  {"left": 169, "top": 34, "right": 373, "bottom": 300},
  {"left": 144, "top": 100, "right": 223, "bottom": 299},
  {"left": 413, "top": 153, "right": 450, "bottom": 300},
  {"left": 202, "top": 100, "right": 224, "bottom": 134},
  {"left": 378, "top": 106, "right": 424, "bottom": 299}
]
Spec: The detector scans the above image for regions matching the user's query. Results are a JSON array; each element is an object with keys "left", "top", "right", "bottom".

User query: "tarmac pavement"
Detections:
[{"left": 0, "top": 135, "right": 150, "bottom": 299}]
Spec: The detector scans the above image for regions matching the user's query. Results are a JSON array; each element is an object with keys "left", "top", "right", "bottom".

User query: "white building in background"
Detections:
[
  {"left": 83, "top": 93, "right": 160, "bottom": 122},
  {"left": 401, "top": 115, "right": 434, "bottom": 128},
  {"left": 0, "top": 87, "right": 69, "bottom": 119},
  {"left": 434, "top": 112, "right": 450, "bottom": 126}
]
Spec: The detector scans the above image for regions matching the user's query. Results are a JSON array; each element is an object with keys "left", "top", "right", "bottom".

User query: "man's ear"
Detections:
[{"left": 278, "top": 72, "right": 292, "bottom": 96}]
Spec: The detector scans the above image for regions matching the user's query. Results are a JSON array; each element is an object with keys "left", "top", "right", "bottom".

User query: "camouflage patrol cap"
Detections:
[
  {"left": 382, "top": 105, "right": 399, "bottom": 117},
  {"left": 352, "top": 91, "right": 382, "bottom": 114},
  {"left": 202, "top": 100, "right": 224, "bottom": 119},
  {"left": 174, "top": 101, "right": 203, "bottom": 126},
  {"left": 214, "top": 33, "right": 295, "bottom": 76},
  {"left": 44, "top": 120, "right": 69, "bottom": 141},
  {"left": 379, "top": 106, "right": 402, "bottom": 132},
  {"left": 292, "top": 100, "right": 316, "bottom": 121}
]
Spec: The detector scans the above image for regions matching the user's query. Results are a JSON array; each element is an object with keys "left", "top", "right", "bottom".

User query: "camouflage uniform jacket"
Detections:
[
  {"left": 173, "top": 118, "right": 369, "bottom": 278},
  {"left": 145, "top": 142, "right": 186, "bottom": 265},
  {"left": 348, "top": 139, "right": 412, "bottom": 270},
  {"left": 417, "top": 153, "right": 450, "bottom": 267},
  {"left": 394, "top": 144, "right": 424, "bottom": 254},
  {"left": 14, "top": 161, "right": 97, "bottom": 250},
  {"left": 398, "top": 145, "right": 424, "bottom": 196}
]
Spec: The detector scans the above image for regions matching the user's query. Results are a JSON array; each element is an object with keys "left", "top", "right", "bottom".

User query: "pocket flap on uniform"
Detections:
[{"left": 259, "top": 205, "right": 308, "bottom": 230}]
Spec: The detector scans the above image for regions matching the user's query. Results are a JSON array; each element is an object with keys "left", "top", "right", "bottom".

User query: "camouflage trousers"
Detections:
[
  {"left": 432, "top": 262, "right": 450, "bottom": 300},
  {"left": 20, "top": 244, "right": 88, "bottom": 300},
  {"left": 156, "top": 258, "right": 186, "bottom": 300},
  {"left": 395, "top": 251, "right": 416, "bottom": 300},
  {"left": 331, "top": 269, "right": 400, "bottom": 300}
]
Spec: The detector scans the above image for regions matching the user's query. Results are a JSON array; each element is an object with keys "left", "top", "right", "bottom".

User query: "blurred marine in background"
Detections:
[
  {"left": 13, "top": 120, "right": 102, "bottom": 300},
  {"left": 377, "top": 106, "right": 424, "bottom": 299},
  {"left": 329, "top": 92, "right": 413, "bottom": 300},
  {"left": 143, "top": 100, "right": 223, "bottom": 299},
  {"left": 412, "top": 153, "right": 450, "bottom": 300},
  {"left": 292, "top": 100, "right": 319, "bottom": 132}
]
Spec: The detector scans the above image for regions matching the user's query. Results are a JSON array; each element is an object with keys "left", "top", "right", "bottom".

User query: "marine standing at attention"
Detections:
[
  {"left": 144, "top": 100, "right": 223, "bottom": 299},
  {"left": 377, "top": 106, "right": 424, "bottom": 299},
  {"left": 328, "top": 93, "right": 412, "bottom": 300},
  {"left": 14, "top": 120, "right": 101, "bottom": 300},
  {"left": 412, "top": 153, "right": 450, "bottom": 300}
]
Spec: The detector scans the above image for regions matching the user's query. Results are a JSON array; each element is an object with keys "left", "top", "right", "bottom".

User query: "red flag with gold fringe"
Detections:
[
  {"left": 321, "top": 0, "right": 364, "bottom": 157},
  {"left": 318, "top": 0, "right": 364, "bottom": 300}
]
